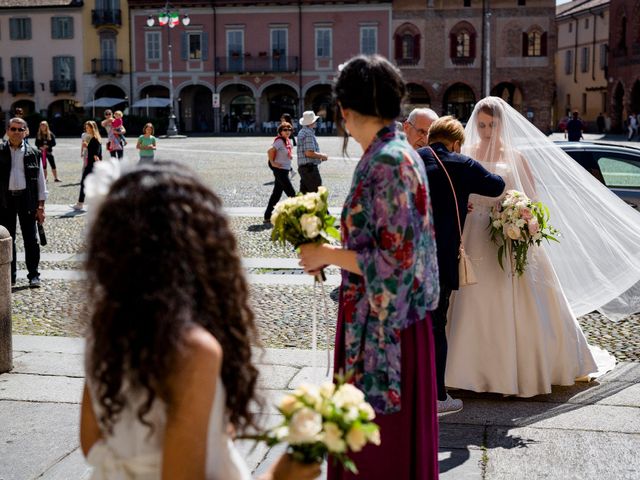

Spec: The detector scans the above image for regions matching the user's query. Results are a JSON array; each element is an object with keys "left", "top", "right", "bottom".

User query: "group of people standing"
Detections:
[{"left": 61, "top": 54, "right": 640, "bottom": 480}]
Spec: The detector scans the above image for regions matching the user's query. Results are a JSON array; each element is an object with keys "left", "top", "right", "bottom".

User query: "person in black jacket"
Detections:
[
  {"left": 0, "top": 117, "right": 48, "bottom": 288},
  {"left": 417, "top": 116, "right": 505, "bottom": 415},
  {"left": 35, "top": 121, "right": 61, "bottom": 182}
]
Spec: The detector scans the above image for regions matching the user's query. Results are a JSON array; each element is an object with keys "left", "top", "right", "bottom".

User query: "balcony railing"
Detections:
[
  {"left": 8, "top": 80, "right": 34, "bottom": 95},
  {"left": 92, "top": 9, "right": 122, "bottom": 27},
  {"left": 216, "top": 55, "right": 299, "bottom": 74},
  {"left": 50, "top": 79, "right": 77, "bottom": 94},
  {"left": 0, "top": 77, "right": 4, "bottom": 92},
  {"left": 91, "top": 58, "right": 123, "bottom": 76},
  {"left": 396, "top": 57, "right": 420, "bottom": 66}
]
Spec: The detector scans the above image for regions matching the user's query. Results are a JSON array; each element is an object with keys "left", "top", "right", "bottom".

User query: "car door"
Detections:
[{"left": 591, "top": 151, "right": 640, "bottom": 209}]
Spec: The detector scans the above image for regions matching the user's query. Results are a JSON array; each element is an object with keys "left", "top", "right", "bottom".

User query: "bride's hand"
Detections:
[
  {"left": 298, "top": 243, "right": 329, "bottom": 275},
  {"left": 467, "top": 202, "right": 474, "bottom": 213}
]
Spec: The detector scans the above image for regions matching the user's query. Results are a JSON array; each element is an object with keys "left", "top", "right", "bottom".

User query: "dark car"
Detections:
[{"left": 556, "top": 141, "right": 640, "bottom": 210}]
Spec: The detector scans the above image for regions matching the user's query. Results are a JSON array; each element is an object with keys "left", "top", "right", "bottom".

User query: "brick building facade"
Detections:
[{"left": 393, "top": 0, "right": 556, "bottom": 131}]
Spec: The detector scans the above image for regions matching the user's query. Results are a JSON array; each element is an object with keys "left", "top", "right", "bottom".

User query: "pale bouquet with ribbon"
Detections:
[
  {"left": 489, "top": 189, "right": 559, "bottom": 276},
  {"left": 244, "top": 379, "right": 380, "bottom": 474}
]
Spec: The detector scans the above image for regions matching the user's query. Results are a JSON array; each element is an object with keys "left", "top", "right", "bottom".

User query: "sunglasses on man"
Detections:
[{"left": 9, "top": 127, "right": 25, "bottom": 132}]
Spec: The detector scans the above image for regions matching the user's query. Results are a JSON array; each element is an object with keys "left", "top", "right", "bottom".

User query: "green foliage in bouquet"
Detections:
[
  {"left": 489, "top": 190, "right": 559, "bottom": 276},
  {"left": 270, "top": 186, "right": 341, "bottom": 248}
]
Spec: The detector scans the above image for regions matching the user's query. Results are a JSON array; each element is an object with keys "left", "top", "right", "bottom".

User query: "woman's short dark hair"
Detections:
[
  {"left": 334, "top": 55, "right": 406, "bottom": 120},
  {"left": 85, "top": 162, "right": 259, "bottom": 434},
  {"left": 277, "top": 121, "right": 292, "bottom": 135},
  {"left": 280, "top": 113, "right": 293, "bottom": 123}
]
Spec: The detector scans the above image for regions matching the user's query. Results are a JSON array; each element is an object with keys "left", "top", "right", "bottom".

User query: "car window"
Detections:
[
  {"left": 563, "top": 149, "right": 605, "bottom": 184},
  {"left": 595, "top": 154, "right": 640, "bottom": 189}
]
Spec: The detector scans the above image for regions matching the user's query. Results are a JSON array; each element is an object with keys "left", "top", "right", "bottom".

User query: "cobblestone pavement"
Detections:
[{"left": 9, "top": 136, "right": 640, "bottom": 362}]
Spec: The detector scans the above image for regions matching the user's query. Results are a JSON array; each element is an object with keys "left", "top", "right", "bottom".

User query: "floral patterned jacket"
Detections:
[{"left": 340, "top": 124, "right": 440, "bottom": 414}]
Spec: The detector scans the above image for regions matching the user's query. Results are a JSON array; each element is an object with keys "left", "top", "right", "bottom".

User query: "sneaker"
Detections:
[
  {"left": 437, "top": 394, "right": 463, "bottom": 416},
  {"left": 29, "top": 277, "right": 41, "bottom": 289},
  {"left": 69, "top": 204, "right": 84, "bottom": 211},
  {"left": 54, "top": 178, "right": 62, "bottom": 183},
  {"left": 263, "top": 218, "right": 272, "bottom": 225}
]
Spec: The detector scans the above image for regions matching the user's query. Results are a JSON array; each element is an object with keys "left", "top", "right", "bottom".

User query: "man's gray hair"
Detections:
[
  {"left": 7, "top": 117, "right": 27, "bottom": 128},
  {"left": 406, "top": 108, "right": 439, "bottom": 124}
]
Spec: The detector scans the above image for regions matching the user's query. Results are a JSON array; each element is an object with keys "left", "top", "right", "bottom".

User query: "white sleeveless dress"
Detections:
[
  {"left": 86, "top": 379, "right": 251, "bottom": 480},
  {"left": 446, "top": 162, "right": 616, "bottom": 397}
]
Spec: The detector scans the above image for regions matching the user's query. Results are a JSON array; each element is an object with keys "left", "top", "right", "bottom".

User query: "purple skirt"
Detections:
[{"left": 328, "top": 304, "right": 439, "bottom": 480}]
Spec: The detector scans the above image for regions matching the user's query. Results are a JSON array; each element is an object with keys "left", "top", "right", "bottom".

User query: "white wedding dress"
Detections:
[
  {"left": 445, "top": 160, "right": 615, "bottom": 397},
  {"left": 86, "top": 378, "right": 251, "bottom": 480}
]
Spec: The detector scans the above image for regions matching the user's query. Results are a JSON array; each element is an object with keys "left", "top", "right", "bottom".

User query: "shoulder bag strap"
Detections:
[{"left": 428, "top": 146, "right": 463, "bottom": 242}]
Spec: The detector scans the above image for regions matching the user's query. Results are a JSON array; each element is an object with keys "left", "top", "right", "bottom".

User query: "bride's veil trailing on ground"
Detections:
[{"left": 462, "top": 96, "right": 640, "bottom": 320}]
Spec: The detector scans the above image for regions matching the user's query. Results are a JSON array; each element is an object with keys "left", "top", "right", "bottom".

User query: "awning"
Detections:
[
  {"left": 131, "top": 97, "right": 171, "bottom": 108},
  {"left": 84, "top": 97, "right": 127, "bottom": 108}
]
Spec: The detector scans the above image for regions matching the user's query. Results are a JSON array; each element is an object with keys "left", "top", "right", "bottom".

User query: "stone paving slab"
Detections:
[
  {"left": 441, "top": 398, "right": 640, "bottom": 434},
  {"left": 256, "top": 365, "right": 300, "bottom": 390},
  {"left": 288, "top": 366, "right": 336, "bottom": 389},
  {"left": 438, "top": 448, "right": 484, "bottom": 480},
  {"left": 39, "top": 448, "right": 92, "bottom": 480},
  {"left": 11, "top": 351, "right": 84, "bottom": 378},
  {"left": 0, "top": 373, "right": 84, "bottom": 404},
  {"left": 438, "top": 423, "right": 486, "bottom": 450},
  {"left": 0, "top": 401, "right": 80, "bottom": 480},
  {"left": 13, "top": 335, "right": 84, "bottom": 354},
  {"left": 484, "top": 427, "right": 640, "bottom": 480}
]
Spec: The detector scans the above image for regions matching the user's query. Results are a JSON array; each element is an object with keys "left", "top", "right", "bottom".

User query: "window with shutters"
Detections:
[
  {"left": 360, "top": 26, "right": 377, "bottom": 55},
  {"left": 227, "top": 30, "right": 244, "bottom": 71},
  {"left": 53, "top": 56, "right": 74, "bottom": 81},
  {"left": 449, "top": 22, "right": 476, "bottom": 65},
  {"left": 52, "top": 17, "right": 73, "bottom": 39},
  {"left": 565, "top": 49, "right": 573, "bottom": 74},
  {"left": 600, "top": 43, "right": 608, "bottom": 70},
  {"left": 581, "top": 46, "right": 590, "bottom": 72},
  {"left": 315, "top": 28, "right": 332, "bottom": 59},
  {"left": 522, "top": 27, "right": 547, "bottom": 57},
  {"left": 146, "top": 32, "right": 161, "bottom": 61},
  {"left": 188, "top": 33, "right": 202, "bottom": 60},
  {"left": 10, "top": 18, "right": 31, "bottom": 40},
  {"left": 10, "top": 56, "right": 34, "bottom": 93},
  {"left": 394, "top": 23, "right": 420, "bottom": 66}
]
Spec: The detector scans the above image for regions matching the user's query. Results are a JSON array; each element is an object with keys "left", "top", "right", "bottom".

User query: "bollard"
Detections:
[{"left": 0, "top": 226, "right": 12, "bottom": 373}]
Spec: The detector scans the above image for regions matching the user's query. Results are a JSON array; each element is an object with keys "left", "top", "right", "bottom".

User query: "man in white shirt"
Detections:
[{"left": 0, "top": 117, "right": 47, "bottom": 288}]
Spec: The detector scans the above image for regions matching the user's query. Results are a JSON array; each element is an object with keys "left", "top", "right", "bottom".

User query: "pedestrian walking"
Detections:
[
  {"left": 70, "top": 121, "right": 102, "bottom": 212},
  {"left": 296, "top": 110, "right": 329, "bottom": 194},
  {"left": 264, "top": 122, "right": 296, "bottom": 223},
  {"left": 565, "top": 111, "right": 584, "bottom": 142},
  {"left": 0, "top": 116, "right": 47, "bottom": 288},
  {"left": 136, "top": 123, "right": 157, "bottom": 164},
  {"left": 35, "top": 121, "right": 61, "bottom": 182}
]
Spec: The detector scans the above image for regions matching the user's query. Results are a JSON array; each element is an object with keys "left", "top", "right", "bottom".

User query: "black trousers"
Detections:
[
  {"left": 0, "top": 191, "right": 40, "bottom": 281},
  {"left": 78, "top": 161, "right": 95, "bottom": 203},
  {"left": 265, "top": 162, "right": 296, "bottom": 221},
  {"left": 298, "top": 164, "right": 322, "bottom": 194},
  {"left": 432, "top": 285, "right": 453, "bottom": 401},
  {"left": 110, "top": 149, "right": 124, "bottom": 159}
]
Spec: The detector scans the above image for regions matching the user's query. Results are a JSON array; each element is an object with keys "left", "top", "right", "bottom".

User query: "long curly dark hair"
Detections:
[{"left": 85, "top": 161, "right": 260, "bottom": 434}]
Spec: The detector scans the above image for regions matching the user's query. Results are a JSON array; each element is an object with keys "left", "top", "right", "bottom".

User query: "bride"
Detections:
[{"left": 445, "top": 96, "right": 640, "bottom": 397}]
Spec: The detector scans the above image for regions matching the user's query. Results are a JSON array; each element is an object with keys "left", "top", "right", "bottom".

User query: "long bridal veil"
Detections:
[{"left": 462, "top": 96, "right": 640, "bottom": 320}]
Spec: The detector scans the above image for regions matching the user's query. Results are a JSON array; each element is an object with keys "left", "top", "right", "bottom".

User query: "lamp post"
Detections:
[{"left": 146, "top": 5, "right": 190, "bottom": 137}]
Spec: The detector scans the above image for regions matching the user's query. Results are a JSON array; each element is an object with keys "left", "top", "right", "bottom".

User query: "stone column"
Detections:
[{"left": 0, "top": 226, "right": 12, "bottom": 373}]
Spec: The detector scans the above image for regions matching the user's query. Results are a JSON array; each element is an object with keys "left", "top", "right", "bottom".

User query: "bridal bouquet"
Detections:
[
  {"left": 250, "top": 380, "right": 380, "bottom": 473},
  {"left": 489, "top": 190, "right": 559, "bottom": 276},
  {"left": 270, "top": 186, "right": 340, "bottom": 248}
]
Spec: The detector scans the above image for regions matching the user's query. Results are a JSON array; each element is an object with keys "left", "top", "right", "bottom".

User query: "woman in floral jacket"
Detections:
[{"left": 299, "top": 55, "right": 440, "bottom": 479}]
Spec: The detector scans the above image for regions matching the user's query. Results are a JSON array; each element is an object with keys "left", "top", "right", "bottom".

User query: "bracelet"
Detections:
[{"left": 37, "top": 206, "right": 44, "bottom": 210}]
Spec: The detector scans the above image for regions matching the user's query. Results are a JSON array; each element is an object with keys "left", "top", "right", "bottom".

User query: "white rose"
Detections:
[
  {"left": 288, "top": 408, "right": 323, "bottom": 444},
  {"left": 506, "top": 224, "right": 522, "bottom": 240},
  {"left": 344, "top": 406, "right": 359, "bottom": 422},
  {"left": 515, "top": 219, "right": 526, "bottom": 228},
  {"left": 358, "top": 402, "right": 376, "bottom": 421},
  {"left": 317, "top": 186, "right": 328, "bottom": 196},
  {"left": 333, "top": 384, "right": 365, "bottom": 408},
  {"left": 322, "top": 422, "right": 346, "bottom": 453},
  {"left": 300, "top": 214, "right": 322, "bottom": 239},
  {"left": 319, "top": 382, "right": 336, "bottom": 398},
  {"left": 368, "top": 427, "right": 381, "bottom": 446},
  {"left": 295, "top": 383, "right": 321, "bottom": 405},
  {"left": 279, "top": 394, "right": 301, "bottom": 416},
  {"left": 345, "top": 424, "right": 367, "bottom": 452},
  {"left": 274, "top": 426, "right": 290, "bottom": 441},
  {"left": 492, "top": 220, "right": 502, "bottom": 229}
]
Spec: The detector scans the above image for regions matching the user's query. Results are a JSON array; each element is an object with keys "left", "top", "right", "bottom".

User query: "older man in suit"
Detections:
[
  {"left": 0, "top": 117, "right": 47, "bottom": 288},
  {"left": 418, "top": 116, "right": 505, "bottom": 415}
]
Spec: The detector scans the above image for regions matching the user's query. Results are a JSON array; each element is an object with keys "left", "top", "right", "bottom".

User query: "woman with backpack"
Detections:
[{"left": 263, "top": 122, "right": 296, "bottom": 224}]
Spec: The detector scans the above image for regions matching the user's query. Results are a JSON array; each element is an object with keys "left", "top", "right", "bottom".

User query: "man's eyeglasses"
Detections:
[
  {"left": 408, "top": 121, "right": 429, "bottom": 137},
  {"left": 9, "top": 127, "right": 25, "bottom": 132}
]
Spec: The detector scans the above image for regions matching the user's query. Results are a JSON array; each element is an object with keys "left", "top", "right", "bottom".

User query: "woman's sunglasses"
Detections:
[{"left": 281, "top": 128, "right": 292, "bottom": 132}]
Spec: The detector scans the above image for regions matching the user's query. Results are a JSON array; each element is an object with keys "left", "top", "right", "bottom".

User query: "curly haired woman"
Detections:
[{"left": 80, "top": 162, "right": 320, "bottom": 480}]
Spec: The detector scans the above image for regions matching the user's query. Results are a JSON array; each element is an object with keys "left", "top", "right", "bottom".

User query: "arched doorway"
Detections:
[
  {"left": 219, "top": 83, "right": 255, "bottom": 133},
  {"left": 491, "top": 82, "right": 523, "bottom": 112},
  {"left": 630, "top": 80, "right": 640, "bottom": 116},
  {"left": 405, "top": 83, "right": 431, "bottom": 117},
  {"left": 179, "top": 85, "right": 213, "bottom": 133},
  {"left": 613, "top": 82, "right": 624, "bottom": 132},
  {"left": 305, "top": 84, "right": 334, "bottom": 133},
  {"left": 443, "top": 83, "right": 476, "bottom": 123},
  {"left": 48, "top": 99, "right": 82, "bottom": 136},
  {"left": 95, "top": 84, "right": 126, "bottom": 101}
]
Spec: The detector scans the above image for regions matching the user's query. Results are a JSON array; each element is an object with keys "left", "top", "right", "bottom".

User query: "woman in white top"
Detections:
[
  {"left": 80, "top": 162, "right": 320, "bottom": 480},
  {"left": 264, "top": 122, "right": 296, "bottom": 223}
]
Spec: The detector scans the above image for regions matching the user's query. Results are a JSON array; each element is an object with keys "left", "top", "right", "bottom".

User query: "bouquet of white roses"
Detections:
[
  {"left": 249, "top": 380, "right": 380, "bottom": 474},
  {"left": 270, "top": 186, "right": 340, "bottom": 248},
  {"left": 489, "top": 189, "right": 559, "bottom": 276}
]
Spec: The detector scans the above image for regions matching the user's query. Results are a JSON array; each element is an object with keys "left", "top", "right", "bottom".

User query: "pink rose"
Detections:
[
  {"left": 528, "top": 219, "right": 540, "bottom": 234},
  {"left": 521, "top": 207, "right": 532, "bottom": 220}
]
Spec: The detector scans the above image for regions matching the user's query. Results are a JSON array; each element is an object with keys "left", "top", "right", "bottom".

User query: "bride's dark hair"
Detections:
[{"left": 85, "top": 162, "right": 259, "bottom": 434}]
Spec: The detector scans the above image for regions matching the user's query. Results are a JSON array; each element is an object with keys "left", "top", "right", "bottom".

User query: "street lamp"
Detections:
[{"left": 146, "top": 4, "right": 190, "bottom": 136}]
